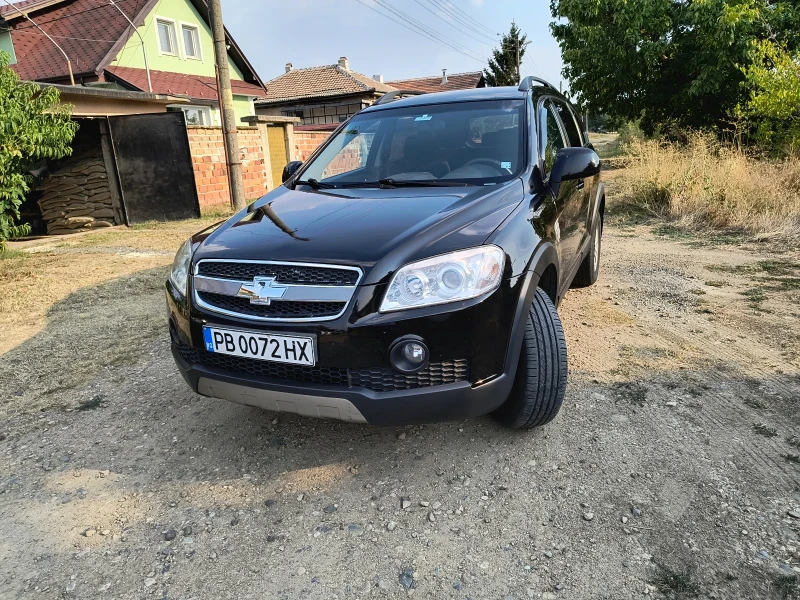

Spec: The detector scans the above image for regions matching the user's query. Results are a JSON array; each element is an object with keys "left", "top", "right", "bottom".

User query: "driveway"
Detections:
[{"left": 1, "top": 201, "right": 799, "bottom": 599}]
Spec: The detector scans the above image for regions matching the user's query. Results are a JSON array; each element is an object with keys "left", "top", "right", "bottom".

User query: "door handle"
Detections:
[{"left": 576, "top": 180, "right": 585, "bottom": 191}]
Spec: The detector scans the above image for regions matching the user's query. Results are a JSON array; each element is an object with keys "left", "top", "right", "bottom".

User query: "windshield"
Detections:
[{"left": 298, "top": 99, "right": 526, "bottom": 186}]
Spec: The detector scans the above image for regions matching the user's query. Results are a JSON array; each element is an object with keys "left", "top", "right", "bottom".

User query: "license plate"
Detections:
[{"left": 202, "top": 326, "right": 315, "bottom": 366}]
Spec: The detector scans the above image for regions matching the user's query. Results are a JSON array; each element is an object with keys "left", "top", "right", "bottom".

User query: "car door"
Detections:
[
  {"left": 539, "top": 98, "right": 581, "bottom": 286},
  {"left": 552, "top": 98, "right": 593, "bottom": 257}
]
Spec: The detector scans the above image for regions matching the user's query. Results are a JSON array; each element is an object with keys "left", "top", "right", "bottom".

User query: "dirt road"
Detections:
[{"left": 1, "top": 194, "right": 799, "bottom": 599}]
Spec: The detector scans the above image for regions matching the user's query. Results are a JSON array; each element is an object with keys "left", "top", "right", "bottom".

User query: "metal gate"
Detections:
[{"left": 108, "top": 112, "right": 200, "bottom": 224}]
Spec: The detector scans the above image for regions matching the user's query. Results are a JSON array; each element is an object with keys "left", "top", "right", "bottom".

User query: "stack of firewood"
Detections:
[{"left": 37, "top": 151, "right": 117, "bottom": 235}]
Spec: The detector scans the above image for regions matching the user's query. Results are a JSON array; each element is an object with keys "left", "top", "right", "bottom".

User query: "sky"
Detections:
[{"left": 220, "top": 0, "right": 565, "bottom": 89}]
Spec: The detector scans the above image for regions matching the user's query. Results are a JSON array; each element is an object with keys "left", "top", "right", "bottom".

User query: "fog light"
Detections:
[{"left": 390, "top": 336, "right": 429, "bottom": 374}]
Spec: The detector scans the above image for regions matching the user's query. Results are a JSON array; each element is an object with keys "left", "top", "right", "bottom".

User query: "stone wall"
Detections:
[
  {"left": 37, "top": 148, "right": 116, "bottom": 234},
  {"left": 186, "top": 126, "right": 269, "bottom": 213}
]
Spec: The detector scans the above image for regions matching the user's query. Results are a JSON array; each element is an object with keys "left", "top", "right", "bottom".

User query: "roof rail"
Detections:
[
  {"left": 518, "top": 76, "right": 557, "bottom": 93},
  {"left": 372, "top": 89, "right": 425, "bottom": 106}
]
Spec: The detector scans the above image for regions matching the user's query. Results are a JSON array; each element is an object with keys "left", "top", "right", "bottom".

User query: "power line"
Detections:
[
  {"left": 424, "top": 0, "right": 497, "bottom": 41},
  {"left": 373, "top": 0, "right": 485, "bottom": 61},
  {"left": 410, "top": 0, "right": 494, "bottom": 47},
  {"left": 354, "top": 0, "right": 486, "bottom": 64},
  {"left": 432, "top": 0, "right": 497, "bottom": 36}
]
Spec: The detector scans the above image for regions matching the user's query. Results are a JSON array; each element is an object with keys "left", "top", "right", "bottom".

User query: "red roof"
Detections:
[
  {"left": 388, "top": 71, "right": 485, "bottom": 94},
  {"left": 105, "top": 65, "right": 264, "bottom": 100},
  {"left": 4, "top": 0, "right": 152, "bottom": 81}
]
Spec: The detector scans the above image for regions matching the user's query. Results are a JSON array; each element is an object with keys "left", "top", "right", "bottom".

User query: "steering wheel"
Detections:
[{"left": 461, "top": 158, "right": 506, "bottom": 173}]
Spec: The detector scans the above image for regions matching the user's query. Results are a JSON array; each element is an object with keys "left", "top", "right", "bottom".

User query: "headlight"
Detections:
[
  {"left": 380, "top": 245, "right": 505, "bottom": 312},
  {"left": 169, "top": 238, "right": 193, "bottom": 296}
]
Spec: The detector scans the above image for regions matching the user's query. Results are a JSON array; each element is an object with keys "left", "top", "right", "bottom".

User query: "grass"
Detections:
[
  {"left": 774, "top": 573, "right": 799, "bottom": 599},
  {"left": 783, "top": 454, "right": 800, "bottom": 464},
  {"left": 705, "top": 280, "right": 726, "bottom": 287},
  {"left": 788, "top": 436, "right": 800, "bottom": 448},
  {"left": 0, "top": 249, "right": 25, "bottom": 260},
  {"left": 753, "top": 423, "right": 778, "bottom": 437},
  {"left": 651, "top": 564, "right": 700, "bottom": 599},
  {"left": 618, "top": 134, "right": 800, "bottom": 242}
]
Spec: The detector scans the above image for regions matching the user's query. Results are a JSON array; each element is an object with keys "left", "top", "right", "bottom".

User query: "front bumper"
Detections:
[{"left": 167, "top": 271, "right": 537, "bottom": 426}]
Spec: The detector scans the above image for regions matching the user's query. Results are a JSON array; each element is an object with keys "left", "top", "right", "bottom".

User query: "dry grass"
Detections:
[
  {"left": 619, "top": 135, "right": 800, "bottom": 241},
  {"left": 0, "top": 217, "right": 221, "bottom": 356}
]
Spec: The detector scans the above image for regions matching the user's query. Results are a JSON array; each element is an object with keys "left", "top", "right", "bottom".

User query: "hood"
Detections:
[{"left": 193, "top": 181, "right": 524, "bottom": 285}]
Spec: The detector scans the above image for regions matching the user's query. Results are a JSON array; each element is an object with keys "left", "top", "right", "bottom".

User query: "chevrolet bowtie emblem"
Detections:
[{"left": 237, "top": 276, "right": 288, "bottom": 305}]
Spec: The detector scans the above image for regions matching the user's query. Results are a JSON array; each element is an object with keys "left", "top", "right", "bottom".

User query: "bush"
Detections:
[
  {"left": 0, "top": 51, "right": 77, "bottom": 250},
  {"left": 621, "top": 134, "right": 800, "bottom": 241}
]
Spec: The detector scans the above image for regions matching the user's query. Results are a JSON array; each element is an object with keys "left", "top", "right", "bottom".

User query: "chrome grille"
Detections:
[
  {"left": 197, "top": 261, "right": 359, "bottom": 286},
  {"left": 196, "top": 292, "right": 345, "bottom": 319},
  {"left": 193, "top": 260, "right": 362, "bottom": 322}
]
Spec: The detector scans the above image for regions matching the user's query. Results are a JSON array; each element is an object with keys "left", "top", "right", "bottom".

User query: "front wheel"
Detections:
[
  {"left": 493, "top": 288, "right": 568, "bottom": 429},
  {"left": 571, "top": 217, "right": 602, "bottom": 288}
]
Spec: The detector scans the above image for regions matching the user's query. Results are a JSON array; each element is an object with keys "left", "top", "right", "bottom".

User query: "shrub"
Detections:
[
  {"left": 621, "top": 134, "right": 800, "bottom": 241},
  {"left": 0, "top": 51, "right": 77, "bottom": 250}
]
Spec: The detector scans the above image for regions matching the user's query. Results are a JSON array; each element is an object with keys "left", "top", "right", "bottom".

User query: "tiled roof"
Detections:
[
  {"left": 258, "top": 64, "right": 396, "bottom": 105},
  {"left": 4, "top": 0, "right": 152, "bottom": 81},
  {"left": 388, "top": 71, "right": 484, "bottom": 94},
  {"left": 105, "top": 66, "right": 265, "bottom": 100},
  {"left": 0, "top": 0, "right": 64, "bottom": 17}
]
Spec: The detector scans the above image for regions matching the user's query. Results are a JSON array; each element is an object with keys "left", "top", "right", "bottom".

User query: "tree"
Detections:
[
  {"left": 0, "top": 51, "right": 77, "bottom": 249},
  {"left": 549, "top": 0, "right": 800, "bottom": 137},
  {"left": 738, "top": 40, "right": 800, "bottom": 152},
  {"left": 484, "top": 22, "right": 527, "bottom": 87}
]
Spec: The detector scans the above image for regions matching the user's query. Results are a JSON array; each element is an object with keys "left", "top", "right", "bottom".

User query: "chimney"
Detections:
[
  {"left": 441, "top": 69, "right": 448, "bottom": 85},
  {"left": 338, "top": 56, "right": 349, "bottom": 70},
  {"left": 285, "top": 63, "right": 293, "bottom": 73},
  {"left": 372, "top": 74, "right": 384, "bottom": 84}
]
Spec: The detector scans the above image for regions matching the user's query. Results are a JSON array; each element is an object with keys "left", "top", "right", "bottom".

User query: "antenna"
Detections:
[
  {"left": 109, "top": 0, "right": 152, "bottom": 92},
  {"left": 2, "top": 0, "right": 74, "bottom": 85}
]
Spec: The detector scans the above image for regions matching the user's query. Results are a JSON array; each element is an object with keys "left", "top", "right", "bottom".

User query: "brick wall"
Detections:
[
  {"left": 187, "top": 126, "right": 268, "bottom": 213},
  {"left": 295, "top": 130, "right": 332, "bottom": 162}
]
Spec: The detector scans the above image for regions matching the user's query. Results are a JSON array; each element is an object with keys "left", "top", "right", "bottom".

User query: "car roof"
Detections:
[{"left": 362, "top": 85, "right": 571, "bottom": 113}]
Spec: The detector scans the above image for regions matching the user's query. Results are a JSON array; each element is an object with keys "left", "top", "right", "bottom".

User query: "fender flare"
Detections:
[
  {"left": 589, "top": 182, "right": 606, "bottom": 231},
  {"left": 501, "top": 241, "right": 560, "bottom": 377}
]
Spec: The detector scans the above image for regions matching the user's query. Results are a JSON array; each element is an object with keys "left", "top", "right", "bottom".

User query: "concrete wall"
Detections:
[{"left": 186, "top": 126, "right": 268, "bottom": 213}]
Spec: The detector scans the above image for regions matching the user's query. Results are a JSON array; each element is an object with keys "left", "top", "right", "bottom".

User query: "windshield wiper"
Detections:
[
  {"left": 339, "top": 179, "right": 475, "bottom": 189},
  {"left": 379, "top": 178, "right": 475, "bottom": 188},
  {"left": 295, "top": 178, "right": 337, "bottom": 189}
]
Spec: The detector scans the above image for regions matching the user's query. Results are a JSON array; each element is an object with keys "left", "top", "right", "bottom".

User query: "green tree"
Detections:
[
  {"left": 549, "top": 0, "right": 800, "bottom": 136},
  {"left": 0, "top": 51, "right": 77, "bottom": 249},
  {"left": 484, "top": 22, "right": 527, "bottom": 87},
  {"left": 738, "top": 39, "right": 800, "bottom": 152}
]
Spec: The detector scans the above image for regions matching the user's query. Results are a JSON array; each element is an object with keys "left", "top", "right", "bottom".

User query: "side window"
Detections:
[
  {"left": 316, "top": 122, "right": 379, "bottom": 179},
  {"left": 553, "top": 100, "right": 583, "bottom": 147},
  {"left": 541, "top": 100, "right": 567, "bottom": 177}
]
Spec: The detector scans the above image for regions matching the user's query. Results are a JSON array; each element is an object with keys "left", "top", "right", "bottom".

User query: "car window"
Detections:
[
  {"left": 318, "top": 121, "right": 379, "bottom": 179},
  {"left": 541, "top": 100, "right": 567, "bottom": 177},
  {"left": 299, "top": 99, "right": 526, "bottom": 186},
  {"left": 553, "top": 100, "right": 583, "bottom": 147}
]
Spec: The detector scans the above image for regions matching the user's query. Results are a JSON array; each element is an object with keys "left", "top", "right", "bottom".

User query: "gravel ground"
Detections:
[{"left": 1, "top": 211, "right": 799, "bottom": 599}]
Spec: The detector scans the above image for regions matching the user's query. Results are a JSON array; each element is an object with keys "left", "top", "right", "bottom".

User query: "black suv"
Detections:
[{"left": 167, "top": 77, "right": 604, "bottom": 429}]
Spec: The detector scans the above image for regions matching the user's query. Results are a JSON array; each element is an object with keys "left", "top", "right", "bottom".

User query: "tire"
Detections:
[
  {"left": 571, "top": 217, "right": 602, "bottom": 288},
  {"left": 493, "top": 288, "right": 568, "bottom": 429}
]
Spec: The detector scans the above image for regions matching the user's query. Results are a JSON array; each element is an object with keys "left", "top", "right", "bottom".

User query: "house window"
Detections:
[
  {"left": 156, "top": 19, "right": 177, "bottom": 55},
  {"left": 181, "top": 24, "right": 201, "bottom": 60},
  {"left": 168, "top": 105, "right": 212, "bottom": 126}
]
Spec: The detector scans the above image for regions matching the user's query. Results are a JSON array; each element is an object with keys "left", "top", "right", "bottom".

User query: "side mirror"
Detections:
[
  {"left": 549, "top": 147, "right": 601, "bottom": 188},
  {"left": 281, "top": 160, "right": 303, "bottom": 183}
]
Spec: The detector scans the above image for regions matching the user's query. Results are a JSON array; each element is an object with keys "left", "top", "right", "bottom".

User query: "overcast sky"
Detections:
[{"left": 220, "top": 0, "right": 565, "bottom": 89}]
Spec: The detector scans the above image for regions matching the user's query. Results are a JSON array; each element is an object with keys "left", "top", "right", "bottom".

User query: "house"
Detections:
[
  {"left": 256, "top": 57, "right": 396, "bottom": 126},
  {"left": 388, "top": 70, "right": 485, "bottom": 93},
  {"left": 255, "top": 62, "right": 486, "bottom": 126},
  {"left": 0, "top": 0, "right": 265, "bottom": 125}
]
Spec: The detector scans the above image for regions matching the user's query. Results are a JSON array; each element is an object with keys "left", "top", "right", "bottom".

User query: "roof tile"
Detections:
[
  {"left": 258, "top": 64, "right": 395, "bottom": 105},
  {"left": 388, "top": 71, "right": 484, "bottom": 94},
  {"left": 105, "top": 65, "right": 264, "bottom": 100}
]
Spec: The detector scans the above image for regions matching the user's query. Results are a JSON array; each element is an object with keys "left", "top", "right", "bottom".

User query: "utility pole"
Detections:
[{"left": 208, "top": 0, "right": 245, "bottom": 211}]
